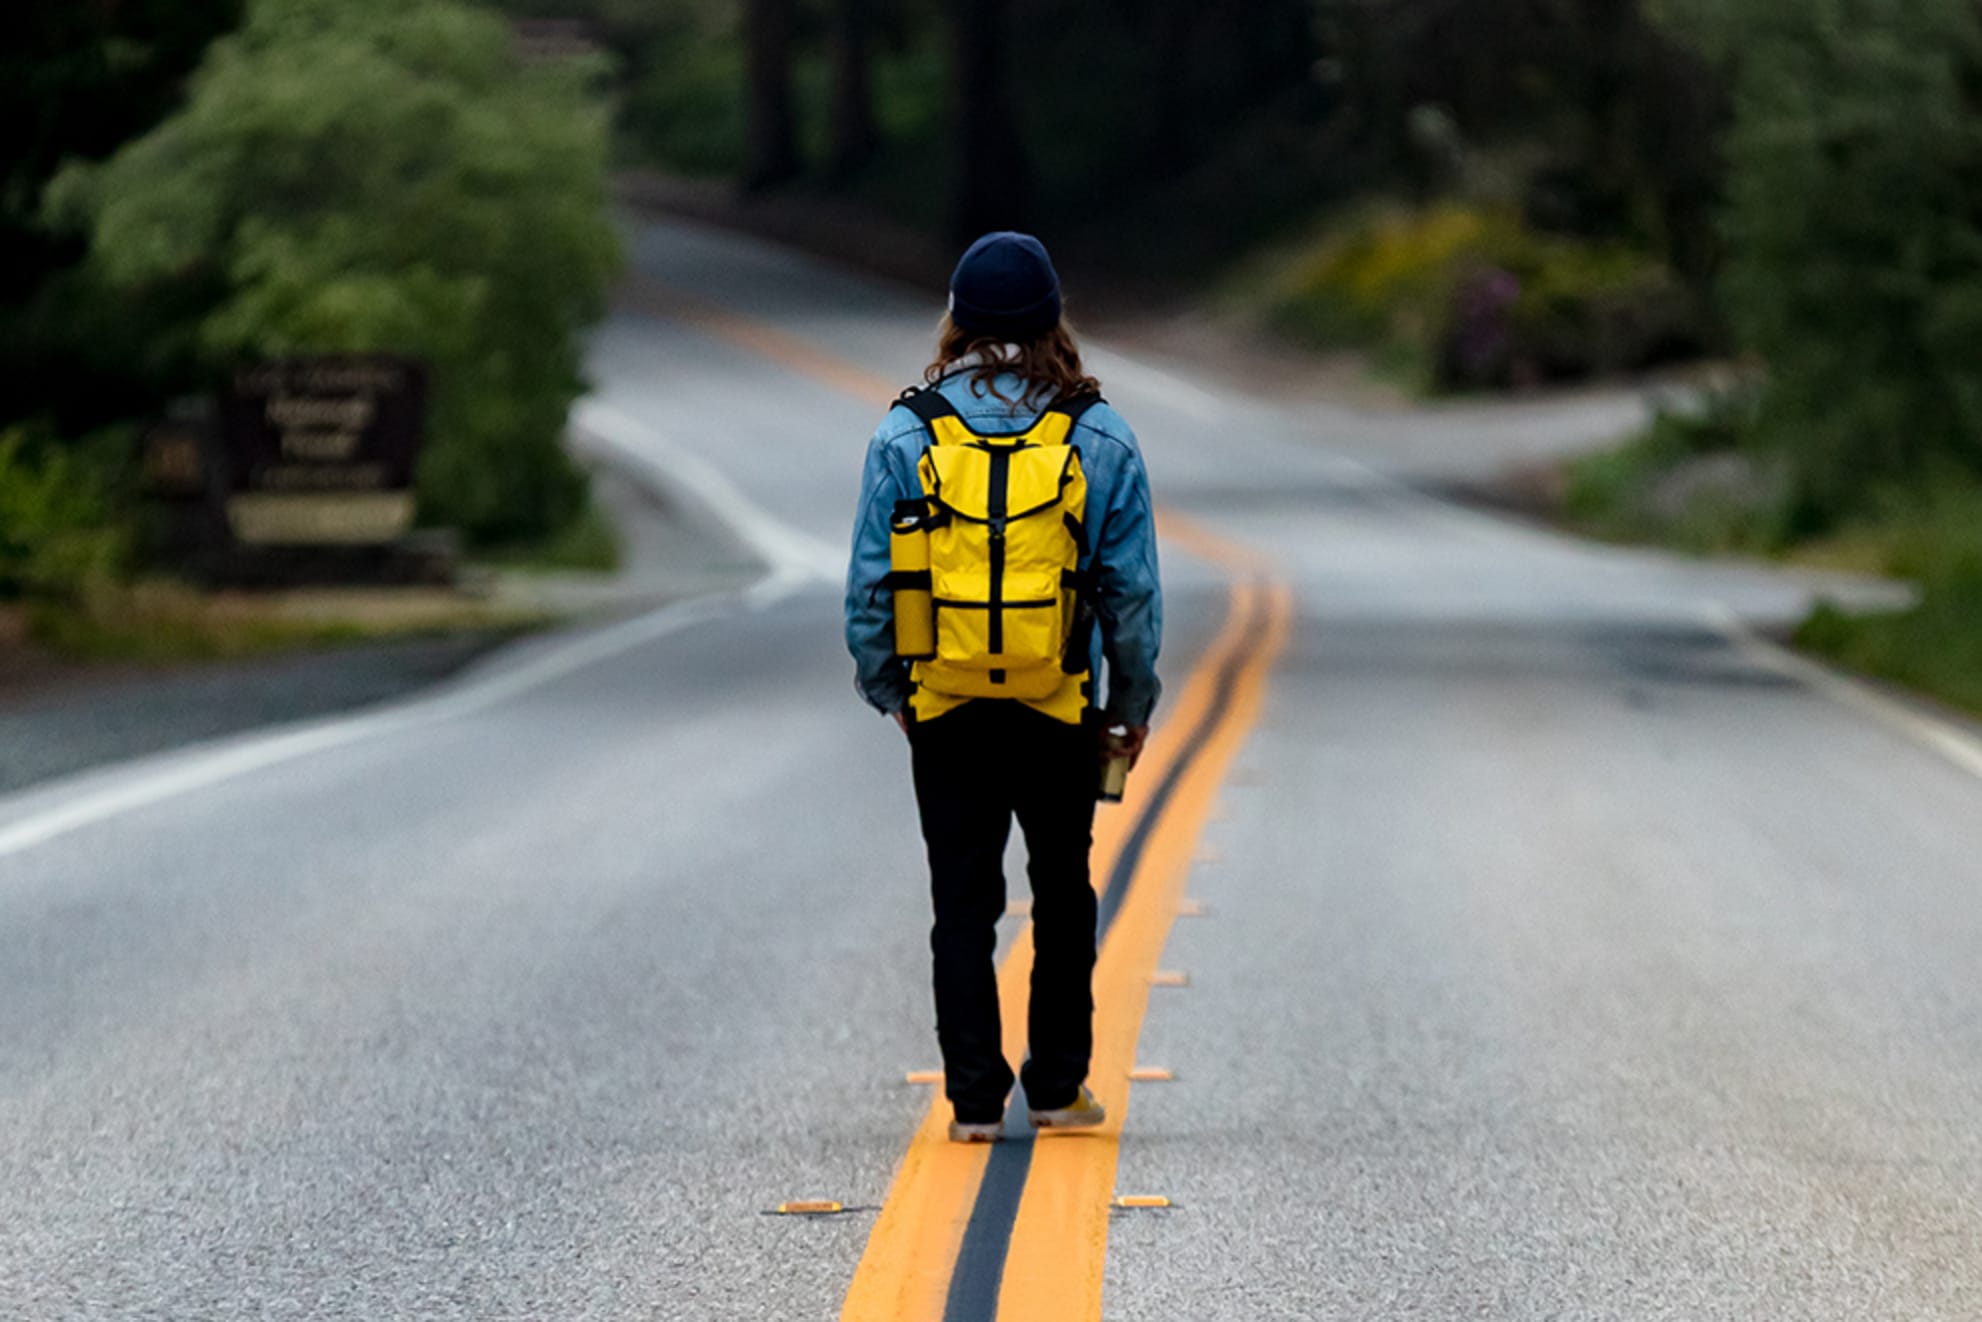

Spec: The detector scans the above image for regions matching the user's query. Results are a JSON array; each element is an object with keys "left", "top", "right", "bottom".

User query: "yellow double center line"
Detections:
[
  {"left": 628, "top": 277, "right": 1292, "bottom": 1319},
  {"left": 843, "top": 537, "right": 1289, "bottom": 1321}
]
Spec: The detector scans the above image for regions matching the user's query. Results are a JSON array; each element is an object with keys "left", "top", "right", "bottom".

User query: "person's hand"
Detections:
[
  {"left": 893, "top": 710, "right": 910, "bottom": 734},
  {"left": 1111, "top": 724, "right": 1149, "bottom": 768}
]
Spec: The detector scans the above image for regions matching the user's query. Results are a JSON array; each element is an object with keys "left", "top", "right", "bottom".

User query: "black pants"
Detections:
[{"left": 909, "top": 700, "right": 1098, "bottom": 1123}]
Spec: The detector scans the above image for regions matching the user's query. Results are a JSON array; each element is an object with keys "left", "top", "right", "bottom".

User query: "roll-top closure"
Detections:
[{"left": 923, "top": 444, "right": 1078, "bottom": 524}]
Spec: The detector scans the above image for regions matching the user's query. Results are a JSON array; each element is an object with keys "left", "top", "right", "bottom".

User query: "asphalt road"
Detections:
[
  {"left": 4, "top": 215, "right": 1981, "bottom": 1321},
  {"left": 0, "top": 633, "right": 501, "bottom": 800}
]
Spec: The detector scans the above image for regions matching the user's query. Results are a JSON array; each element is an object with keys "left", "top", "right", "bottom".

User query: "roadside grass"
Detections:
[
  {"left": 1798, "top": 586, "right": 1982, "bottom": 717},
  {"left": 1558, "top": 418, "right": 1982, "bottom": 719},
  {"left": 1559, "top": 405, "right": 1784, "bottom": 556},
  {"left": 5, "top": 462, "right": 620, "bottom": 668},
  {"left": 28, "top": 580, "right": 552, "bottom": 664},
  {"left": 1794, "top": 488, "right": 1982, "bottom": 718}
]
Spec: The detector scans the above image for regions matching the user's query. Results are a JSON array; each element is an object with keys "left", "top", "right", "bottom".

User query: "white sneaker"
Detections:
[
  {"left": 947, "top": 1119, "right": 1003, "bottom": 1143},
  {"left": 1028, "top": 1085, "right": 1106, "bottom": 1130}
]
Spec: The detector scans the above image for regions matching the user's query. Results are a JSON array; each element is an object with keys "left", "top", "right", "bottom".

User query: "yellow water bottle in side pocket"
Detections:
[{"left": 889, "top": 499, "right": 936, "bottom": 660}]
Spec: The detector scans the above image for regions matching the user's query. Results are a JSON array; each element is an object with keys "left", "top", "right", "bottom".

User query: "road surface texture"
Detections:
[{"left": 3, "top": 215, "right": 1978, "bottom": 1322}]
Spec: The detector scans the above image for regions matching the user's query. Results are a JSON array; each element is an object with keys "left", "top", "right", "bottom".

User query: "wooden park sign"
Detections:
[{"left": 217, "top": 356, "right": 427, "bottom": 546}]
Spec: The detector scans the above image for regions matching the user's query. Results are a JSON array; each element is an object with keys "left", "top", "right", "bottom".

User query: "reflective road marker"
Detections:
[
  {"left": 842, "top": 573, "right": 1260, "bottom": 1321},
  {"left": 995, "top": 571, "right": 1292, "bottom": 1321},
  {"left": 837, "top": 598, "right": 1233, "bottom": 1321}
]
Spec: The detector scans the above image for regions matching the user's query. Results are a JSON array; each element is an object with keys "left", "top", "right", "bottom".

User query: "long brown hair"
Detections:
[{"left": 923, "top": 314, "right": 1102, "bottom": 406}]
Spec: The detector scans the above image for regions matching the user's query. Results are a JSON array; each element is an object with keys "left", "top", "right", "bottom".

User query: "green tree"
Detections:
[
  {"left": 0, "top": 0, "right": 244, "bottom": 432},
  {"left": 1701, "top": 0, "right": 1982, "bottom": 523},
  {"left": 49, "top": 0, "right": 622, "bottom": 545}
]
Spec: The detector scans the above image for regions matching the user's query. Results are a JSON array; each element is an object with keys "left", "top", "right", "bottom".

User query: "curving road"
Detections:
[{"left": 3, "top": 215, "right": 1981, "bottom": 1320}]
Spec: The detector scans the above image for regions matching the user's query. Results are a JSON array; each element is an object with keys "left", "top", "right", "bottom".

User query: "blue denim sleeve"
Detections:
[
  {"left": 844, "top": 420, "right": 913, "bottom": 715},
  {"left": 1089, "top": 429, "right": 1164, "bottom": 727}
]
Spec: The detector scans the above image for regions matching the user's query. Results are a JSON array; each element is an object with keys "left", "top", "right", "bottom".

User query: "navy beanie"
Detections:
[{"left": 948, "top": 232, "right": 1063, "bottom": 340}]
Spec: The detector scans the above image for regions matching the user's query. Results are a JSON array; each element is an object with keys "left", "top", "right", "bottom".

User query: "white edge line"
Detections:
[
  {"left": 1704, "top": 600, "right": 1982, "bottom": 784},
  {"left": 612, "top": 274, "right": 1973, "bottom": 793},
  {"left": 572, "top": 398, "right": 842, "bottom": 584},
  {"left": 0, "top": 400, "right": 841, "bottom": 861},
  {"left": 0, "top": 572, "right": 812, "bottom": 863}
]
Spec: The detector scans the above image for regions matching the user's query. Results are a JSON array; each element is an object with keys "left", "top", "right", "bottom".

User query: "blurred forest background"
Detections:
[{"left": 4, "top": 0, "right": 1980, "bottom": 705}]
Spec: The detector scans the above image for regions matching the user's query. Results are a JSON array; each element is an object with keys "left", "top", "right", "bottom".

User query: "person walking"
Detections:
[{"left": 844, "top": 232, "right": 1163, "bottom": 1142}]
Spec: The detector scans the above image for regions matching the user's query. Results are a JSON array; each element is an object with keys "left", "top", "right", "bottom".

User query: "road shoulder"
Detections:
[{"left": 0, "top": 441, "right": 764, "bottom": 800}]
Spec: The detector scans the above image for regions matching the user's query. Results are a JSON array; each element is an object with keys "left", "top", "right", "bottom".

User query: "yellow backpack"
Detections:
[{"left": 888, "top": 388, "right": 1100, "bottom": 702}]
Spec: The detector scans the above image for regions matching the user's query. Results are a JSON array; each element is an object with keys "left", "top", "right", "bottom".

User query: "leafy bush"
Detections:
[
  {"left": 0, "top": 428, "right": 127, "bottom": 601},
  {"left": 1269, "top": 203, "right": 1706, "bottom": 390},
  {"left": 1684, "top": 0, "right": 1982, "bottom": 526},
  {"left": 1270, "top": 203, "right": 1493, "bottom": 352},
  {"left": 1493, "top": 242, "right": 1704, "bottom": 386},
  {"left": 48, "top": 0, "right": 622, "bottom": 546}
]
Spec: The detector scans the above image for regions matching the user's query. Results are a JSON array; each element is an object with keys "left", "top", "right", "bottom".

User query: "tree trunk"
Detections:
[
  {"left": 948, "top": 0, "right": 1031, "bottom": 239},
  {"left": 742, "top": 0, "right": 800, "bottom": 191},
  {"left": 1145, "top": 0, "right": 1193, "bottom": 175},
  {"left": 826, "top": 0, "right": 878, "bottom": 183},
  {"left": 1574, "top": 0, "right": 1642, "bottom": 235}
]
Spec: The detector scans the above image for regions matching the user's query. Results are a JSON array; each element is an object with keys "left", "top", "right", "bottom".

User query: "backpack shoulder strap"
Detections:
[
  {"left": 1046, "top": 391, "right": 1105, "bottom": 429},
  {"left": 896, "top": 385, "right": 965, "bottom": 439}
]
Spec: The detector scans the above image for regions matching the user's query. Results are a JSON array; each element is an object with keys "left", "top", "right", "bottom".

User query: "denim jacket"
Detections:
[{"left": 844, "top": 369, "right": 1163, "bottom": 725}]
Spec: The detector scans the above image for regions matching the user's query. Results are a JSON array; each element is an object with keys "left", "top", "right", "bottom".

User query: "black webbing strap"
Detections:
[
  {"left": 1062, "top": 510, "right": 1088, "bottom": 557},
  {"left": 900, "top": 385, "right": 1100, "bottom": 439},
  {"left": 1060, "top": 565, "right": 1098, "bottom": 675},
  {"left": 893, "top": 495, "right": 944, "bottom": 528},
  {"left": 986, "top": 446, "right": 1011, "bottom": 654},
  {"left": 1049, "top": 391, "right": 1105, "bottom": 428},
  {"left": 897, "top": 386, "right": 963, "bottom": 433}
]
